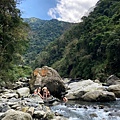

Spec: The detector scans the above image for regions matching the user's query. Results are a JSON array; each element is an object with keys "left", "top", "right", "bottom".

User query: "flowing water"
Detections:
[{"left": 50, "top": 98, "right": 120, "bottom": 120}]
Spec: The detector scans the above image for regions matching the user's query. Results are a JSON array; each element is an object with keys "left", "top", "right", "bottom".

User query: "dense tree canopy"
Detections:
[
  {"left": 2, "top": 0, "right": 119, "bottom": 82},
  {"left": 23, "top": 18, "right": 75, "bottom": 65},
  {"left": 0, "top": 0, "right": 30, "bottom": 82}
]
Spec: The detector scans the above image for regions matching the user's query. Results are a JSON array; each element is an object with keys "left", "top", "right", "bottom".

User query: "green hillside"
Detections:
[
  {"left": 24, "top": 18, "right": 75, "bottom": 65},
  {"left": 34, "top": 0, "right": 120, "bottom": 81}
]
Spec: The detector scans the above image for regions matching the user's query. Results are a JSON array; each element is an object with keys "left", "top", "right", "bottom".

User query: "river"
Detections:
[{"left": 50, "top": 98, "right": 120, "bottom": 120}]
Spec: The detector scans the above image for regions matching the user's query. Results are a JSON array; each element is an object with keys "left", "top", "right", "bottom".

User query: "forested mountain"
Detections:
[
  {"left": 24, "top": 18, "right": 75, "bottom": 65},
  {"left": 34, "top": 0, "right": 120, "bottom": 81},
  {"left": 1, "top": 0, "right": 120, "bottom": 82}
]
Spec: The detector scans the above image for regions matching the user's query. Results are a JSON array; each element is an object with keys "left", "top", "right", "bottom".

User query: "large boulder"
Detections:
[
  {"left": 107, "top": 84, "right": 120, "bottom": 98},
  {"left": 29, "top": 66, "right": 66, "bottom": 99},
  {"left": 1, "top": 109, "right": 32, "bottom": 120},
  {"left": 66, "top": 80, "right": 104, "bottom": 100},
  {"left": 106, "top": 75, "right": 120, "bottom": 85},
  {"left": 81, "top": 90, "right": 116, "bottom": 102}
]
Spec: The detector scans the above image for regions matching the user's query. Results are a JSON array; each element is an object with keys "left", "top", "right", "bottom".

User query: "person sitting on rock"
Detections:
[
  {"left": 34, "top": 86, "right": 51, "bottom": 99},
  {"left": 42, "top": 86, "right": 51, "bottom": 99},
  {"left": 34, "top": 86, "right": 68, "bottom": 102},
  {"left": 33, "top": 87, "right": 43, "bottom": 98},
  {"left": 41, "top": 86, "right": 68, "bottom": 102}
]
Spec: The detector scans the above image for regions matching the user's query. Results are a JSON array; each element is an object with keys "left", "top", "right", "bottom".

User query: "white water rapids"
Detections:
[{"left": 50, "top": 99, "right": 120, "bottom": 120}]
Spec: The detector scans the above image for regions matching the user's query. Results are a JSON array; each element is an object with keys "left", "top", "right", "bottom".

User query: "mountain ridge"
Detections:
[{"left": 23, "top": 17, "right": 76, "bottom": 65}]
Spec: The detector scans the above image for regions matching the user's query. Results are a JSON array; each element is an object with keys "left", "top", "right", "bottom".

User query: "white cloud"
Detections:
[{"left": 48, "top": 0, "right": 99, "bottom": 23}]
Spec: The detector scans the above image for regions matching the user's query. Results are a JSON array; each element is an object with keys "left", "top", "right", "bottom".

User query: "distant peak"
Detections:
[{"left": 29, "top": 17, "right": 40, "bottom": 21}]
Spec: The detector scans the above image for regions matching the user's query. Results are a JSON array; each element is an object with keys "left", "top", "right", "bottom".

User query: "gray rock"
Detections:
[
  {"left": 33, "top": 110, "right": 46, "bottom": 118},
  {"left": 66, "top": 80, "right": 104, "bottom": 100},
  {"left": 107, "top": 84, "right": 120, "bottom": 98},
  {"left": 82, "top": 90, "right": 116, "bottom": 102},
  {"left": 24, "top": 95, "right": 44, "bottom": 104},
  {"left": 0, "top": 113, "right": 4, "bottom": 120},
  {"left": 106, "top": 75, "right": 120, "bottom": 85},
  {"left": 17, "top": 87, "right": 30, "bottom": 97},
  {"left": 0, "top": 103, "right": 10, "bottom": 112},
  {"left": 2, "top": 93, "right": 18, "bottom": 99},
  {"left": 1, "top": 109, "right": 32, "bottom": 120}
]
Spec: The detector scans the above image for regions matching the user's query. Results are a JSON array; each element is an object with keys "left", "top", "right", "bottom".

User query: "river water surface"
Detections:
[{"left": 50, "top": 98, "right": 120, "bottom": 120}]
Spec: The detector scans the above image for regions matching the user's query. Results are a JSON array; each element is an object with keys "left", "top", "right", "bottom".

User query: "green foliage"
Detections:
[
  {"left": 11, "top": 65, "right": 32, "bottom": 81},
  {"left": 23, "top": 18, "right": 75, "bottom": 65},
  {"left": 0, "top": 0, "right": 30, "bottom": 82},
  {"left": 34, "top": 0, "right": 120, "bottom": 81},
  {"left": 0, "top": 65, "right": 32, "bottom": 83}
]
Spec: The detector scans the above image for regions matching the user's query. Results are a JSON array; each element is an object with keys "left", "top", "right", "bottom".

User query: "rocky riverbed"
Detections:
[
  {"left": 0, "top": 77, "right": 67, "bottom": 120},
  {"left": 0, "top": 66, "right": 120, "bottom": 120}
]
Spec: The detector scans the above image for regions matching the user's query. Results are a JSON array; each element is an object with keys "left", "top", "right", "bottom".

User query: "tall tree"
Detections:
[{"left": 0, "top": 0, "right": 29, "bottom": 81}]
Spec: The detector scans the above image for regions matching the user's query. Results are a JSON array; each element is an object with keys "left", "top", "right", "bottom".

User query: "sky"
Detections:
[{"left": 18, "top": 0, "right": 99, "bottom": 23}]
